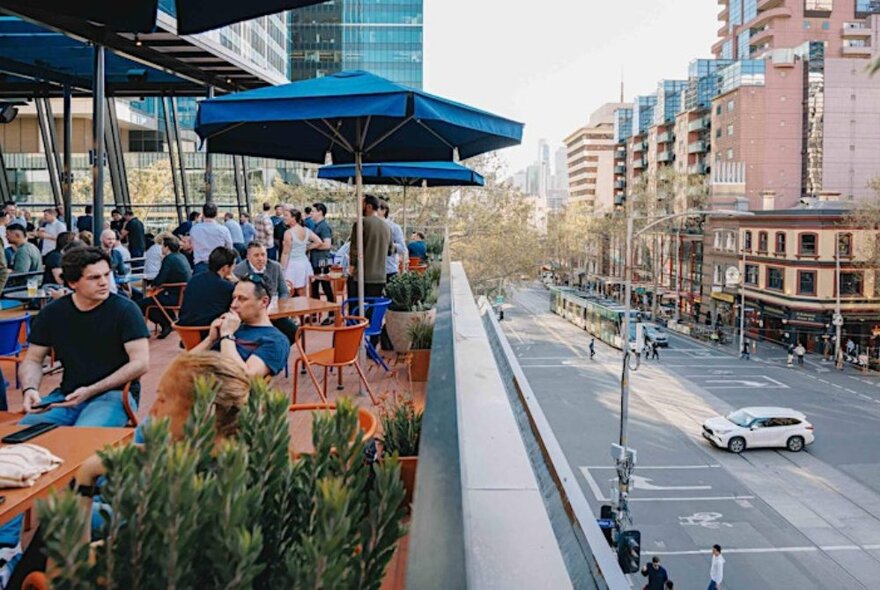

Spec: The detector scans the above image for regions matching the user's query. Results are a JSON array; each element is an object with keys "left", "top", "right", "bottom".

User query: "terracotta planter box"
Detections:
[
  {"left": 409, "top": 349, "right": 431, "bottom": 382},
  {"left": 399, "top": 455, "right": 418, "bottom": 508},
  {"left": 384, "top": 309, "right": 435, "bottom": 352}
]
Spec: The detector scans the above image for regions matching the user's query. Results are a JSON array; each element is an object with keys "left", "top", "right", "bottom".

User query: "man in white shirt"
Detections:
[
  {"left": 378, "top": 200, "right": 407, "bottom": 282},
  {"left": 708, "top": 544, "right": 724, "bottom": 590},
  {"left": 189, "top": 203, "right": 233, "bottom": 274},
  {"left": 37, "top": 208, "right": 66, "bottom": 257}
]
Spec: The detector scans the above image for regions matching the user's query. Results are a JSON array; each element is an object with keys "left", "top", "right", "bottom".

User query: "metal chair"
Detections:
[
  {"left": 0, "top": 313, "right": 30, "bottom": 389},
  {"left": 143, "top": 282, "right": 187, "bottom": 332},
  {"left": 292, "top": 315, "right": 377, "bottom": 405},
  {"left": 341, "top": 297, "right": 391, "bottom": 371}
]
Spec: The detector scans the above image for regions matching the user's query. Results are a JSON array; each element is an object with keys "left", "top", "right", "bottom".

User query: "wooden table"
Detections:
[
  {"left": 268, "top": 296, "right": 339, "bottom": 322},
  {"left": 3, "top": 289, "right": 53, "bottom": 308},
  {"left": 0, "top": 425, "right": 134, "bottom": 526}
]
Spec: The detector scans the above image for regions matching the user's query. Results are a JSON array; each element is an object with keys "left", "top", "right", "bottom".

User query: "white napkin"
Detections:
[{"left": 0, "top": 443, "right": 64, "bottom": 488}]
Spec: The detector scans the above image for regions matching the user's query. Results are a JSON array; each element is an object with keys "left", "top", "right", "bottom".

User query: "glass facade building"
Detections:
[
  {"left": 718, "top": 60, "right": 766, "bottom": 95},
  {"left": 856, "top": 0, "right": 880, "bottom": 15},
  {"left": 613, "top": 107, "right": 634, "bottom": 143},
  {"left": 290, "top": 0, "right": 424, "bottom": 89},
  {"left": 633, "top": 95, "right": 658, "bottom": 135},
  {"left": 654, "top": 80, "right": 688, "bottom": 125},
  {"left": 684, "top": 59, "right": 734, "bottom": 111}
]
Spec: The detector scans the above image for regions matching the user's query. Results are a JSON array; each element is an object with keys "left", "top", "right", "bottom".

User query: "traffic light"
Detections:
[{"left": 617, "top": 529, "right": 641, "bottom": 574}]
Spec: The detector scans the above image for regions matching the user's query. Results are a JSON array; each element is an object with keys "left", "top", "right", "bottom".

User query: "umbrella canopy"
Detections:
[
  {"left": 317, "top": 161, "right": 485, "bottom": 187},
  {"left": 195, "top": 70, "right": 524, "bottom": 164},
  {"left": 195, "top": 70, "right": 522, "bottom": 361},
  {"left": 2, "top": 0, "right": 329, "bottom": 35}
]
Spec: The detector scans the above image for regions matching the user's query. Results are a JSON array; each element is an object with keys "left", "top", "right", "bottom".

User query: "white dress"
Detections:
[{"left": 284, "top": 226, "right": 314, "bottom": 289}]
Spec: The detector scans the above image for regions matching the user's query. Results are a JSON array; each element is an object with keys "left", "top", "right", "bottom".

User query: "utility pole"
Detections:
[{"left": 835, "top": 231, "right": 842, "bottom": 359}]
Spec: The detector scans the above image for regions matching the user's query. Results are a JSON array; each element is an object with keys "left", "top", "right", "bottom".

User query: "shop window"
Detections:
[
  {"left": 745, "top": 264, "right": 759, "bottom": 285},
  {"left": 798, "top": 270, "right": 816, "bottom": 295},
  {"left": 758, "top": 231, "right": 768, "bottom": 252},
  {"left": 774, "top": 232, "right": 786, "bottom": 254},
  {"left": 798, "top": 232, "right": 818, "bottom": 256},
  {"left": 767, "top": 266, "right": 784, "bottom": 291},
  {"left": 840, "top": 272, "right": 863, "bottom": 297},
  {"left": 744, "top": 230, "right": 752, "bottom": 251}
]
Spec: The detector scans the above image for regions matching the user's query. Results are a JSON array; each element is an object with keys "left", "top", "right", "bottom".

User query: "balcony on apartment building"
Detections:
[
  {"left": 657, "top": 150, "right": 675, "bottom": 163},
  {"left": 758, "top": 0, "right": 785, "bottom": 10},
  {"left": 687, "top": 116, "right": 710, "bottom": 132},
  {"left": 688, "top": 162, "right": 707, "bottom": 175},
  {"left": 632, "top": 140, "right": 648, "bottom": 153},
  {"left": 751, "top": 4, "right": 792, "bottom": 29},
  {"left": 632, "top": 157, "right": 647, "bottom": 169},
  {"left": 687, "top": 140, "right": 708, "bottom": 154},
  {"left": 843, "top": 21, "right": 873, "bottom": 37},
  {"left": 614, "top": 165, "right": 627, "bottom": 174},
  {"left": 614, "top": 194, "right": 626, "bottom": 207},
  {"left": 749, "top": 25, "right": 775, "bottom": 49},
  {"left": 843, "top": 39, "right": 873, "bottom": 55},
  {"left": 614, "top": 179, "right": 627, "bottom": 189},
  {"left": 656, "top": 131, "right": 674, "bottom": 144},
  {"left": 406, "top": 255, "right": 630, "bottom": 590}
]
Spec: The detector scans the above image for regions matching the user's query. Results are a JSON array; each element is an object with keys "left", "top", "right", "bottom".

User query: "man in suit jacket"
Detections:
[{"left": 232, "top": 241, "right": 296, "bottom": 344}]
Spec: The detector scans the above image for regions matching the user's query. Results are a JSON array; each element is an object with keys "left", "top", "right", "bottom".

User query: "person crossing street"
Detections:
[{"left": 589, "top": 337, "right": 595, "bottom": 359}]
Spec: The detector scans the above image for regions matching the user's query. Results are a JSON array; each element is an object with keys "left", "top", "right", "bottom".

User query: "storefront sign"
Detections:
[
  {"left": 711, "top": 292, "right": 735, "bottom": 304},
  {"left": 791, "top": 310, "right": 825, "bottom": 324},
  {"left": 762, "top": 305, "right": 786, "bottom": 318}
]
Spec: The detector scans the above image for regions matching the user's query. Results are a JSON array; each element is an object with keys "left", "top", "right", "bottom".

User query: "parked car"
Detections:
[
  {"left": 644, "top": 325, "right": 668, "bottom": 347},
  {"left": 702, "top": 407, "right": 814, "bottom": 453}
]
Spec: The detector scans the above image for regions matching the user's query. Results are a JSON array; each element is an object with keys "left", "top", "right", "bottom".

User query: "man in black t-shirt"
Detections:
[
  {"left": 121, "top": 210, "right": 146, "bottom": 258},
  {"left": 19, "top": 247, "right": 150, "bottom": 427}
]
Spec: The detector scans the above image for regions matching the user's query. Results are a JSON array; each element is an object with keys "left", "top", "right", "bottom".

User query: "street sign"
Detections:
[
  {"left": 596, "top": 518, "right": 615, "bottom": 529},
  {"left": 832, "top": 313, "right": 844, "bottom": 327},
  {"left": 495, "top": 295, "right": 504, "bottom": 306},
  {"left": 725, "top": 266, "right": 741, "bottom": 287}
]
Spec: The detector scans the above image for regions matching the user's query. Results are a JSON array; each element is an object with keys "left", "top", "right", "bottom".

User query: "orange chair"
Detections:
[
  {"left": 292, "top": 316, "right": 378, "bottom": 405},
  {"left": 22, "top": 572, "right": 48, "bottom": 590},
  {"left": 408, "top": 256, "right": 422, "bottom": 268},
  {"left": 289, "top": 403, "right": 378, "bottom": 441},
  {"left": 409, "top": 264, "right": 427, "bottom": 274},
  {"left": 144, "top": 282, "right": 188, "bottom": 332},
  {"left": 122, "top": 382, "right": 138, "bottom": 427},
  {"left": 173, "top": 324, "right": 210, "bottom": 351}
]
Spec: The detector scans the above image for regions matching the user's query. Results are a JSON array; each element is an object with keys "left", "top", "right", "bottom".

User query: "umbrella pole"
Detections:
[
  {"left": 402, "top": 184, "right": 407, "bottom": 273},
  {"left": 355, "top": 151, "right": 368, "bottom": 379}
]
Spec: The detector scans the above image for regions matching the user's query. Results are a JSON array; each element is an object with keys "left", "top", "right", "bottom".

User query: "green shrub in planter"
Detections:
[
  {"left": 407, "top": 317, "right": 434, "bottom": 351},
  {"left": 380, "top": 399, "right": 423, "bottom": 458},
  {"left": 385, "top": 272, "right": 433, "bottom": 312},
  {"left": 38, "top": 379, "right": 407, "bottom": 590}
]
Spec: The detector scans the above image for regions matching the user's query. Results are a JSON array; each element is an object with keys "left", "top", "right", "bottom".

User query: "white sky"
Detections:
[{"left": 423, "top": 0, "right": 720, "bottom": 175}]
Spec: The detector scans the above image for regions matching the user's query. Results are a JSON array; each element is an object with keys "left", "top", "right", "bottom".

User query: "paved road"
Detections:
[{"left": 501, "top": 286, "right": 880, "bottom": 589}]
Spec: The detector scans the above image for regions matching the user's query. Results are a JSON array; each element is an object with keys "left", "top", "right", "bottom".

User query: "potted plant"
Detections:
[
  {"left": 37, "top": 381, "right": 407, "bottom": 589},
  {"left": 384, "top": 272, "right": 434, "bottom": 352},
  {"left": 407, "top": 317, "right": 433, "bottom": 382},
  {"left": 380, "top": 398, "right": 423, "bottom": 507}
]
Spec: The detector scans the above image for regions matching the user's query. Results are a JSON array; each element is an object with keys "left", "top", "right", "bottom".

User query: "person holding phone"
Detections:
[{"left": 18, "top": 247, "right": 150, "bottom": 427}]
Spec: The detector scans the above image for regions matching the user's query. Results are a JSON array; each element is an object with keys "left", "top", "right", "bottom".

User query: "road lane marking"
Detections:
[
  {"left": 651, "top": 544, "right": 880, "bottom": 556},
  {"left": 579, "top": 467, "right": 609, "bottom": 502},
  {"left": 629, "top": 496, "right": 755, "bottom": 502},
  {"left": 584, "top": 465, "right": 721, "bottom": 470}
]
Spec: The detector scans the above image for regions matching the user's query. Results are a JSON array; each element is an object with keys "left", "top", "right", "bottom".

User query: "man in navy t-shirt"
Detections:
[
  {"left": 19, "top": 247, "right": 150, "bottom": 427},
  {"left": 192, "top": 275, "right": 290, "bottom": 378}
]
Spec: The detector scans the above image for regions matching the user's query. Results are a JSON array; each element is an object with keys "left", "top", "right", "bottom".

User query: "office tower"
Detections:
[{"left": 564, "top": 103, "right": 628, "bottom": 211}]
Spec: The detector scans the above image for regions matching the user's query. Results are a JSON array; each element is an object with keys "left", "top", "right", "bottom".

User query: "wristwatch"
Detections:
[
  {"left": 220, "top": 334, "right": 236, "bottom": 343},
  {"left": 23, "top": 387, "right": 39, "bottom": 397}
]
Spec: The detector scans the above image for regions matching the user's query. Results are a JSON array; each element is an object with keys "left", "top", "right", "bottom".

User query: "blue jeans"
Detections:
[{"left": 19, "top": 388, "right": 136, "bottom": 427}]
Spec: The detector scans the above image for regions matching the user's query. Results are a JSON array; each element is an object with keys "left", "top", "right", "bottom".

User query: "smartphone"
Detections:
[
  {"left": 2, "top": 423, "right": 59, "bottom": 444},
  {"left": 31, "top": 401, "right": 55, "bottom": 411},
  {"left": 30, "top": 392, "right": 66, "bottom": 411}
]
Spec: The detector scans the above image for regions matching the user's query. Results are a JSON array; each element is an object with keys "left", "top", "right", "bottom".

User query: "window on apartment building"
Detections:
[
  {"left": 840, "top": 272, "right": 863, "bottom": 297},
  {"left": 775, "top": 232, "right": 786, "bottom": 254},
  {"left": 716, "top": 104, "right": 722, "bottom": 115},
  {"left": 726, "top": 148, "right": 734, "bottom": 160},
  {"left": 716, "top": 128, "right": 723, "bottom": 139},
  {"left": 767, "top": 267, "right": 784, "bottom": 291},
  {"left": 745, "top": 264, "right": 759, "bottom": 285},
  {"left": 758, "top": 231, "right": 768, "bottom": 252},
  {"left": 798, "top": 271, "right": 816, "bottom": 295},
  {"left": 804, "top": 21, "right": 812, "bottom": 29},
  {"left": 744, "top": 230, "right": 753, "bottom": 251},
  {"left": 727, "top": 99, "right": 735, "bottom": 112},
  {"left": 822, "top": 21, "right": 830, "bottom": 30},
  {"left": 714, "top": 264, "right": 723, "bottom": 285},
  {"left": 727, "top": 124, "right": 735, "bottom": 136},
  {"left": 714, "top": 231, "right": 723, "bottom": 250},
  {"left": 805, "top": 0, "right": 832, "bottom": 12},
  {"left": 798, "top": 232, "right": 818, "bottom": 256},
  {"left": 837, "top": 233, "right": 853, "bottom": 257},
  {"left": 725, "top": 232, "right": 736, "bottom": 252}
]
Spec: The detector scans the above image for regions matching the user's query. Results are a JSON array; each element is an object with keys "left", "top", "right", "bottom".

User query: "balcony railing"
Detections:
[
  {"left": 406, "top": 254, "right": 631, "bottom": 589},
  {"left": 633, "top": 158, "right": 647, "bottom": 169},
  {"left": 658, "top": 150, "right": 674, "bottom": 163},
  {"left": 632, "top": 141, "right": 648, "bottom": 152},
  {"left": 614, "top": 165, "right": 627, "bottom": 174},
  {"left": 614, "top": 179, "right": 626, "bottom": 189},
  {"left": 689, "top": 162, "right": 708, "bottom": 174},
  {"left": 688, "top": 140, "right": 708, "bottom": 154},
  {"left": 687, "top": 116, "right": 710, "bottom": 132},
  {"left": 657, "top": 131, "right": 673, "bottom": 144}
]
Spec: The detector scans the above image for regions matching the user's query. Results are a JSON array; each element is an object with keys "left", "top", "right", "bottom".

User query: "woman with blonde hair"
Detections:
[{"left": 280, "top": 206, "right": 323, "bottom": 296}]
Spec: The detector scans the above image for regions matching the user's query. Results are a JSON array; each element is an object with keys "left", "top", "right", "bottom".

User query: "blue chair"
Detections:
[
  {"left": 0, "top": 313, "right": 31, "bottom": 389},
  {"left": 341, "top": 297, "right": 391, "bottom": 371}
]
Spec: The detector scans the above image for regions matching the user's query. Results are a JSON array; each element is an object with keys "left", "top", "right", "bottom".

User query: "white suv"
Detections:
[{"left": 702, "top": 407, "right": 814, "bottom": 453}]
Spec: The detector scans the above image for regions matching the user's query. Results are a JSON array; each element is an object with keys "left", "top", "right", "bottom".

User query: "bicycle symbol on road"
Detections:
[{"left": 678, "top": 512, "right": 732, "bottom": 529}]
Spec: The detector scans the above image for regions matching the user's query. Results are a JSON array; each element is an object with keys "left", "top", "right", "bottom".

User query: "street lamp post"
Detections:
[{"left": 616, "top": 208, "right": 753, "bottom": 532}]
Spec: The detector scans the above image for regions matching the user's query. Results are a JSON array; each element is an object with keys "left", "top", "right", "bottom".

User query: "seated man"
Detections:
[
  {"left": 19, "top": 247, "right": 150, "bottom": 427},
  {"left": 138, "top": 235, "right": 192, "bottom": 339},
  {"left": 232, "top": 241, "right": 297, "bottom": 343},
  {"left": 177, "top": 246, "right": 236, "bottom": 328},
  {"left": 407, "top": 231, "right": 428, "bottom": 263},
  {"left": 192, "top": 277, "right": 290, "bottom": 378}
]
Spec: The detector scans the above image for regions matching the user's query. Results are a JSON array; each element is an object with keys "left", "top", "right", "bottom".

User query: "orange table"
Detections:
[
  {"left": 0, "top": 424, "right": 134, "bottom": 526},
  {"left": 268, "top": 296, "right": 340, "bottom": 322},
  {"left": 0, "top": 412, "right": 24, "bottom": 425}
]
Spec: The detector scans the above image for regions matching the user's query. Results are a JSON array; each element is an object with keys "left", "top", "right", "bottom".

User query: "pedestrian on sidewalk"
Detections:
[
  {"left": 707, "top": 544, "right": 724, "bottom": 590},
  {"left": 589, "top": 337, "right": 595, "bottom": 359},
  {"left": 640, "top": 556, "right": 668, "bottom": 590},
  {"left": 741, "top": 340, "right": 751, "bottom": 360},
  {"left": 836, "top": 348, "right": 846, "bottom": 371},
  {"left": 651, "top": 340, "right": 660, "bottom": 360},
  {"left": 795, "top": 342, "right": 806, "bottom": 366},
  {"left": 787, "top": 343, "right": 795, "bottom": 368}
]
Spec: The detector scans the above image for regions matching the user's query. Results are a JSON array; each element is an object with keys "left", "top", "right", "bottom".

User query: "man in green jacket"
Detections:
[{"left": 348, "top": 194, "right": 391, "bottom": 300}]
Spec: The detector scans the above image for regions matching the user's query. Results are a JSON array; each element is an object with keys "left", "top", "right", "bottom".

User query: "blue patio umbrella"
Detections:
[
  {"left": 318, "top": 161, "right": 485, "bottom": 244},
  {"left": 195, "top": 69, "right": 523, "bottom": 323}
]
